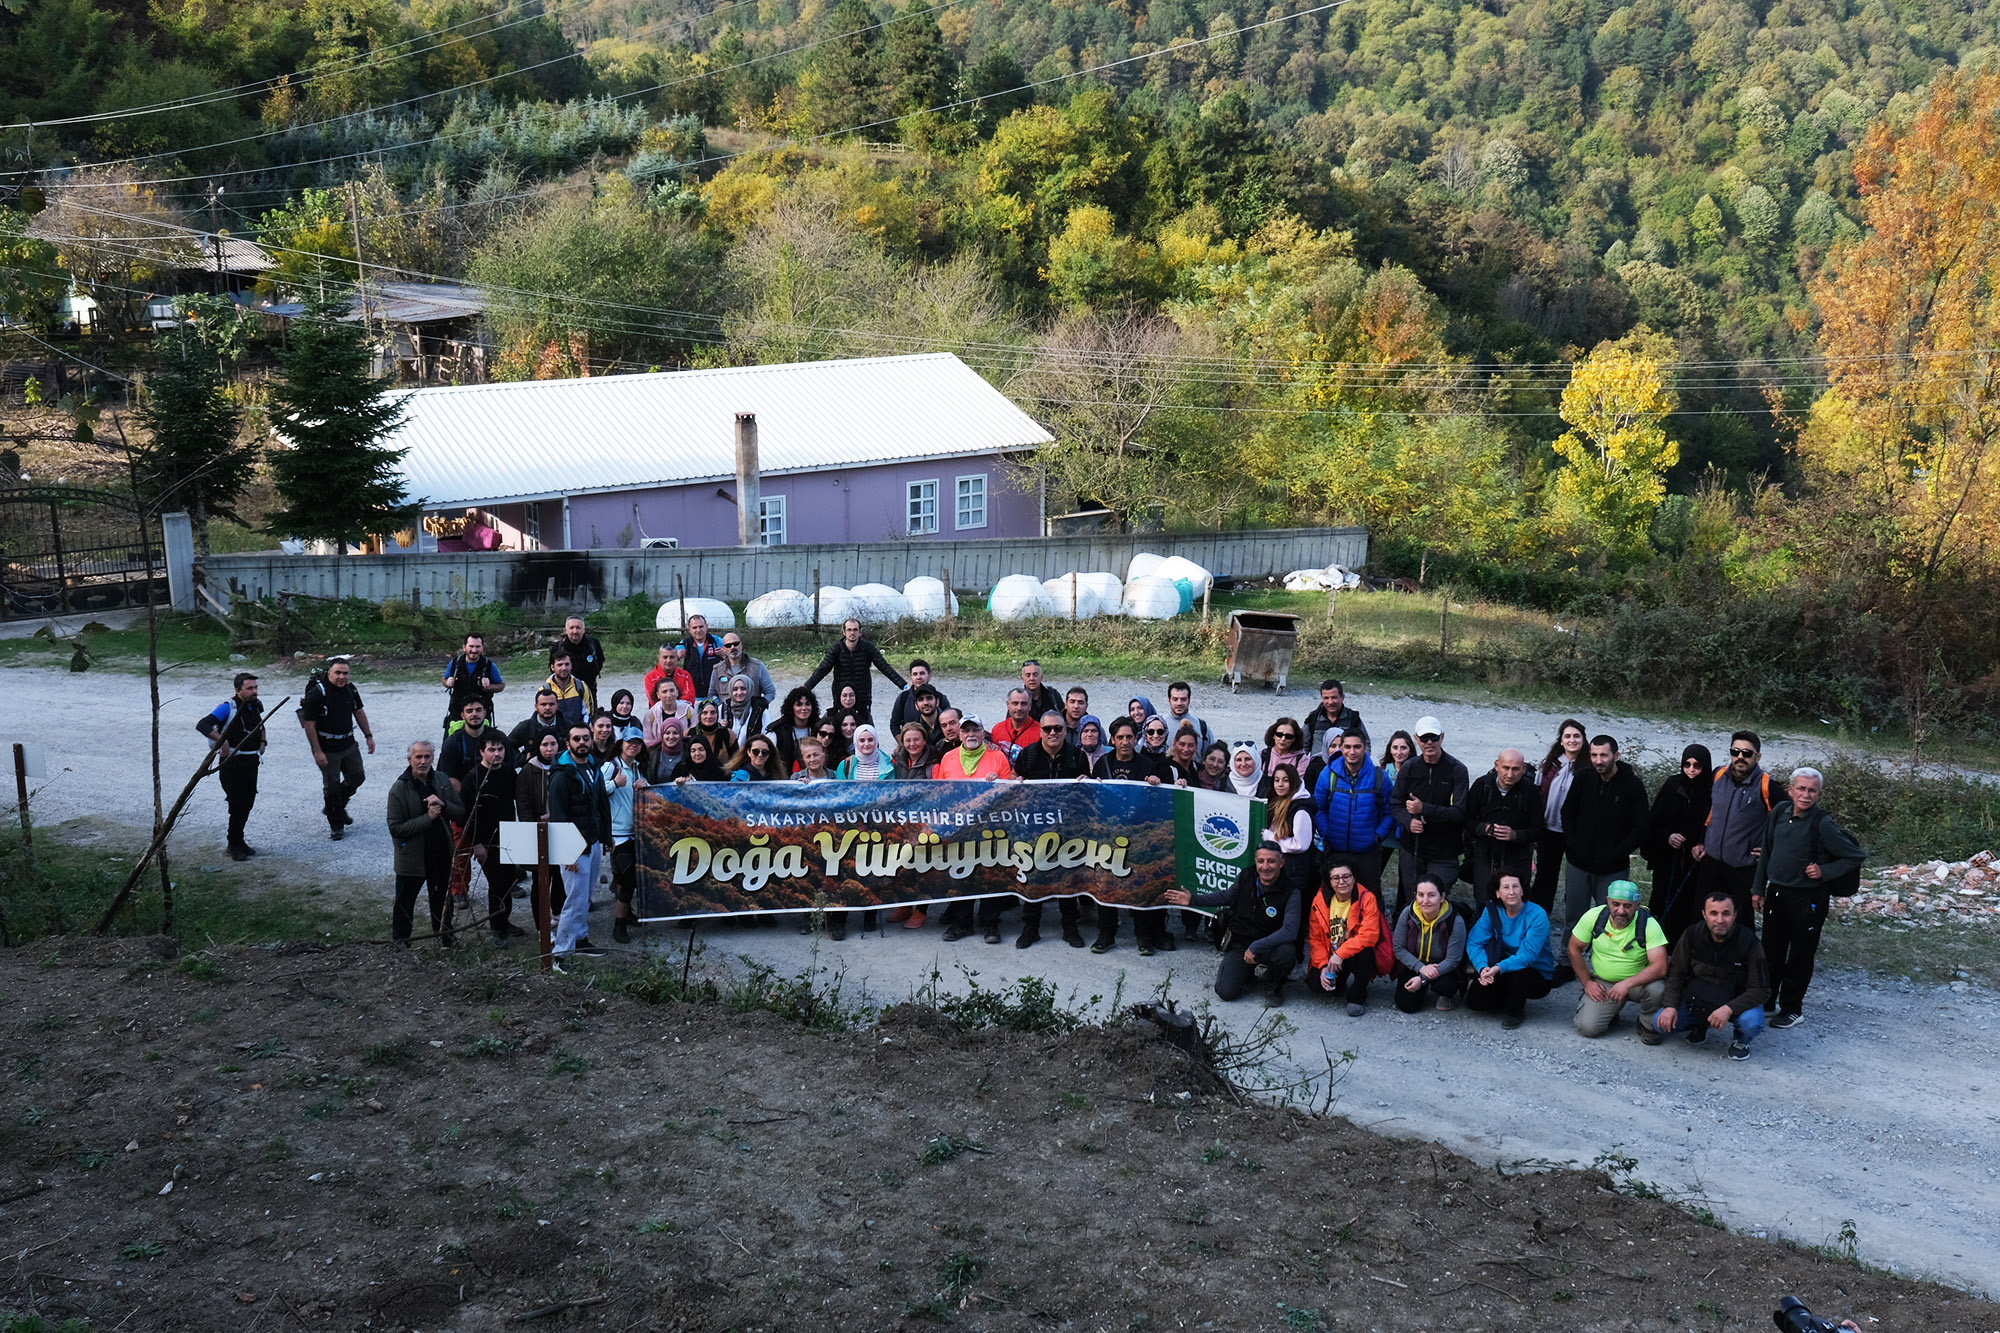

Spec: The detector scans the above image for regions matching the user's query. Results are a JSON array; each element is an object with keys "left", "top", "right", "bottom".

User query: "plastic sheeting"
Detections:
[
  {"left": 1042, "top": 574, "right": 1110, "bottom": 619},
  {"left": 848, "top": 582, "right": 914, "bottom": 621},
  {"left": 806, "top": 587, "right": 858, "bottom": 626},
  {"left": 654, "top": 597, "right": 737, "bottom": 631},
  {"left": 989, "top": 573, "right": 1057, "bottom": 621},
  {"left": 902, "top": 576, "right": 960, "bottom": 621},
  {"left": 1155, "top": 555, "right": 1212, "bottom": 597},
  {"left": 1076, "top": 571, "right": 1123, "bottom": 610},
  {"left": 1122, "top": 576, "right": 1185, "bottom": 620},
  {"left": 1127, "top": 552, "right": 1166, "bottom": 582},
  {"left": 1282, "top": 564, "right": 1364, "bottom": 592},
  {"left": 745, "top": 589, "right": 816, "bottom": 628}
]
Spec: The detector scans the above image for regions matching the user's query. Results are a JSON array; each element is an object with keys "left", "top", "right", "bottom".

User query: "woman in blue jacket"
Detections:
[{"left": 1464, "top": 873, "right": 1555, "bottom": 1029}]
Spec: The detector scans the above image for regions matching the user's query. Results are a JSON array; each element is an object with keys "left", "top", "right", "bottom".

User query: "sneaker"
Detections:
[
  {"left": 1015, "top": 928, "right": 1040, "bottom": 950},
  {"left": 1345, "top": 1003, "right": 1366, "bottom": 1018},
  {"left": 1769, "top": 1011, "right": 1804, "bottom": 1030},
  {"left": 1090, "top": 935, "right": 1115, "bottom": 954},
  {"left": 1728, "top": 1039, "right": 1752, "bottom": 1061},
  {"left": 329, "top": 827, "right": 344, "bottom": 841},
  {"left": 941, "top": 924, "right": 973, "bottom": 943},
  {"left": 228, "top": 845, "right": 252, "bottom": 862},
  {"left": 1157, "top": 934, "right": 1176, "bottom": 952},
  {"left": 1136, "top": 942, "right": 1156, "bottom": 957},
  {"left": 612, "top": 919, "right": 631, "bottom": 945},
  {"left": 1685, "top": 1025, "right": 1708, "bottom": 1045},
  {"left": 1062, "top": 927, "right": 1086, "bottom": 949},
  {"left": 1264, "top": 989, "right": 1286, "bottom": 1009},
  {"left": 901, "top": 908, "right": 928, "bottom": 930},
  {"left": 1501, "top": 1012, "right": 1524, "bottom": 1030},
  {"left": 1435, "top": 995, "right": 1457, "bottom": 1013},
  {"left": 828, "top": 920, "right": 847, "bottom": 941},
  {"left": 982, "top": 927, "right": 1002, "bottom": 944},
  {"left": 887, "top": 906, "right": 914, "bottom": 924},
  {"left": 1639, "top": 1024, "right": 1665, "bottom": 1046},
  {"left": 573, "top": 940, "right": 606, "bottom": 958},
  {"left": 550, "top": 959, "right": 569, "bottom": 975}
]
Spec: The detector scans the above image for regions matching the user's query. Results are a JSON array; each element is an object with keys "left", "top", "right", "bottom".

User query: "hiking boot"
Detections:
[
  {"left": 1157, "top": 934, "right": 1176, "bottom": 952},
  {"left": 1090, "top": 935, "right": 1115, "bottom": 954},
  {"left": 1263, "top": 988, "right": 1286, "bottom": 1009},
  {"left": 827, "top": 919, "right": 847, "bottom": 940},
  {"left": 228, "top": 844, "right": 252, "bottom": 862},
  {"left": 1501, "top": 1012, "right": 1525, "bottom": 1030},
  {"left": 1015, "top": 927, "right": 1041, "bottom": 950},
  {"left": 941, "top": 924, "right": 973, "bottom": 943},
  {"left": 1727, "top": 1039, "right": 1752, "bottom": 1061},
  {"left": 1435, "top": 995, "right": 1457, "bottom": 1013},
  {"left": 887, "top": 906, "right": 914, "bottom": 924},
  {"left": 982, "top": 926, "right": 1002, "bottom": 944},
  {"left": 1063, "top": 926, "right": 1086, "bottom": 949},
  {"left": 1136, "top": 942, "right": 1156, "bottom": 957},
  {"left": 1768, "top": 1011, "right": 1804, "bottom": 1030},
  {"left": 1685, "top": 1025, "right": 1708, "bottom": 1045},
  {"left": 1346, "top": 1002, "right": 1366, "bottom": 1018},
  {"left": 573, "top": 940, "right": 606, "bottom": 958},
  {"left": 612, "top": 918, "right": 631, "bottom": 945},
  {"left": 329, "top": 827, "right": 344, "bottom": 841},
  {"left": 1639, "top": 1023, "right": 1665, "bottom": 1046}
]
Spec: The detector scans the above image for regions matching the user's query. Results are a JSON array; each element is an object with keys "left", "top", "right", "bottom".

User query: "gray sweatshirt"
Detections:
[
  {"left": 1392, "top": 904, "right": 1467, "bottom": 975},
  {"left": 1702, "top": 767, "right": 1771, "bottom": 868}
]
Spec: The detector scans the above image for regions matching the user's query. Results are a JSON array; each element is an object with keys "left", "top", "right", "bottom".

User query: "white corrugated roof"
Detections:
[{"left": 386, "top": 353, "right": 1052, "bottom": 508}]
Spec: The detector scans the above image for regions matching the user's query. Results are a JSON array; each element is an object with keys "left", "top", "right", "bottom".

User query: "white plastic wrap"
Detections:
[
  {"left": 901, "top": 576, "right": 960, "bottom": 621},
  {"left": 653, "top": 596, "right": 737, "bottom": 631},
  {"left": 847, "top": 582, "right": 914, "bottom": 621},
  {"left": 1126, "top": 552, "right": 1167, "bottom": 582},
  {"left": 745, "top": 589, "right": 816, "bottom": 628},
  {"left": 988, "top": 573, "right": 1057, "bottom": 622},
  {"left": 1155, "top": 555, "right": 1212, "bottom": 598},
  {"left": 804, "top": 586, "right": 857, "bottom": 626},
  {"left": 1042, "top": 574, "right": 1108, "bottom": 619},
  {"left": 1121, "top": 575, "right": 1185, "bottom": 620}
]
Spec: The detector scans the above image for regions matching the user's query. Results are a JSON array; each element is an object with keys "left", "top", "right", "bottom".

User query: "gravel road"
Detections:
[{"left": 6, "top": 656, "right": 1997, "bottom": 1293}]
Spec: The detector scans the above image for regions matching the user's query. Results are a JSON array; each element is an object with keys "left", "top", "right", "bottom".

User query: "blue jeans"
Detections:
[
  {"left": 555, "top": 843, "right": 604, "bottom": 954},
  {"left": 1677, "top": 1001, "right": 1765, "bottom": 1045}
]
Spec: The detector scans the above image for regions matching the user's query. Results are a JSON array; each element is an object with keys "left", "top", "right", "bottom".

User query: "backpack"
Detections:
[
  {"left": 296, "top": 666, "right": 330, "bottom": 725},
  {"left": 1806, "top": 804, "right": 1865, "bottom": 899},
  {"left": 1586, "top": 904, "right": 1654, "bottom": 952}
]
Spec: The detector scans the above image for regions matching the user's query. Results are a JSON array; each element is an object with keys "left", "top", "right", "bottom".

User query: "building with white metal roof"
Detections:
[{"left": 384, "top": 353, "right": 1052, "bottom": 553}]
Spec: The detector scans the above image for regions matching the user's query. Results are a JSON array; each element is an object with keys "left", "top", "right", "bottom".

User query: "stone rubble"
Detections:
[{"left": 1836, "top": 849, "right": 2000, "bottom": 928}]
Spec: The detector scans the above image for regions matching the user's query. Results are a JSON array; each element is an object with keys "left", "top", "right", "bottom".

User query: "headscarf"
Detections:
[
  {"left": 1131, "top": 697, "right": 1167, "bottom": 754},
  {"left": 1229, "top": 744, "right": 1262, "bottom": 797},
  {"left": 683, "top": 736, "right": 727, "bottom": 782},
  {"left": 1076, "top": 713, "right": 1107, "bottom": 766},
  {"left": 847, "top": 724, "right": 885, "bottom": 779}
]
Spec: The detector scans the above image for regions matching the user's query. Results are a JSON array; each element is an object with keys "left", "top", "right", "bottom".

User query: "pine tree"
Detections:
[
  {"left": 883, "top": 7, "right": 951, "bottom": 119},
  {"left": 266, "top": 283, "right": 416, "bottom": 557},
  {"left": 134, "top": 325, "right": 251, "bottom": 557},
  {"left": 798, "top": 0, "right": 883, "bottom": 137}
]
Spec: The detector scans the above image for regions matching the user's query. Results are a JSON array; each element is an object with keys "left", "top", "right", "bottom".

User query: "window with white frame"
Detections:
[
  {"left": 757, "top": 495, "right": 786, "bottom": 546},
  {"left": 955, "top": 474, "right": 987, "bottom": 530},
  {"left": 907, "top": 479, "right": 938, "bottom": 534},
  {"left": 523, "top": 502, "right": 541, "bottom": 549}
]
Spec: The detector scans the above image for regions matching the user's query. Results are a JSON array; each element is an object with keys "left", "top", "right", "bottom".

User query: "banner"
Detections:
[{"left": 633, "top": 779, "right": 1264, "bottom": 920}]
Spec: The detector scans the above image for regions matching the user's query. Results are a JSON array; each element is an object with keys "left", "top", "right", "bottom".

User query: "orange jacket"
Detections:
[
  {"left": 1308, "top": 886, "right": 1393, "bottom": 975},
  {"left": 931, "top": 745, "right": 1014, "bottom": 781}
]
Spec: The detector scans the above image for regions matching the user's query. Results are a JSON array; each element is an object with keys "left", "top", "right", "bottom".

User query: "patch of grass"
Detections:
[
  {"left": 76, "top": 1148, "right": 110, "bottom": 1170},
  {"left": 175, "top": 953, "right": 230, "bottom": 983},
  {"left": 363, "top": 1034, "right": 419, "bottom": 1068},
  {"left": 263, "top": 1133, "right": 289, "bottom": 1163},
  {"left": 15, "top": 1055, "right": 44, "bottom": 1085},
  {"left": 465, "top": 1035, "right": 515, "bottom": 1060},
  {"left": 921, "top": 967, "right": 1084, "bottom": 1034},
  {"left": 938, "top": 1250, "right": 982, "bottom": 1299},
  {"left": 636, "top": 1217, "right": 675, "bottom": 1234},
  {"left": 549, "top": 1049, "right": 590, "bottom": 1080},
  {"left": 3, "top": 1315, "right": 94, "bottom": 1333},
  {"left": 118, "top": 1239, "right": 165, "bottom": 1261},
  {"left": 1818, "top": 916, "right": 2000, "bottom": 989},
  {"left": 921, "top": 1134, "right": 983, "bottom": 1166},
  {"left": 493, "top": 1188, "right": 529, "bottom": 1221}
]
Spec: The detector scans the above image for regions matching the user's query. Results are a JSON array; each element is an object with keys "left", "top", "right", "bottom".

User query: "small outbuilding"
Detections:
[{"left": 384, "top": 353, "right": 1053, "bottom": 551}]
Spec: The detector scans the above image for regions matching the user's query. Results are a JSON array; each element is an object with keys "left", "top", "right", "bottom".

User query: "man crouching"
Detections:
[{"left": 1164, "top": 846, "right": 1301, "bottom": 1009}]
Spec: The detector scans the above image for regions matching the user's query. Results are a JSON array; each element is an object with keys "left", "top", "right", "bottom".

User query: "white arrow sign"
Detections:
[{"left": 498, "top": 820, "right": 586, "bottom": 868}]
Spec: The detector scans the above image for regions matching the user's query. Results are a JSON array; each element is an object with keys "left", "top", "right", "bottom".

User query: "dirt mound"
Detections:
[{"left": 0, "top": 938, "right": 1985, "bottom": 1331}]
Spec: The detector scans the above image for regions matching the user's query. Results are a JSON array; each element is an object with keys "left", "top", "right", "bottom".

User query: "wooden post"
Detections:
[
  {"left": 1439, "top": 590, "right": 1449, "bottom": 665},
  {"left": 411, "top": 584, "right": 421, "bottom": 612},
  {"left": 534, "top": 823, "right": 553, "bottom": 973},
  {"left": 942, "top": 566, "right": 953, "bottom": 637},
  {"left": 1071, "top": 571, "right": 1079, "bottom": 622},
  {"left": 734, "top": 413, "right": 760, "bottom": 548},
  {"left": 1201, "top": 582, "right": 1211, "bottom": 626},
  {"left": 811, "top": 567, "right": 822, "bottom": 629},
  {"left": 11, "top": 744, "right": 34, "bottom": 889},
  {"left": 675, "top": 572, "right": 688, "bottom": 639}
]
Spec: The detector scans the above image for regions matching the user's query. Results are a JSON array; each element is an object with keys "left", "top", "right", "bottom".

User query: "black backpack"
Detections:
[{"left": 1806, "top": 804, "right": 1865, "bottom": 899}]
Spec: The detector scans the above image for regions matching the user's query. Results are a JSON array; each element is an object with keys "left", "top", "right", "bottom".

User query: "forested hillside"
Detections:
[{"left": 8, "top": 0, "right": 2000, "bottom": 734}]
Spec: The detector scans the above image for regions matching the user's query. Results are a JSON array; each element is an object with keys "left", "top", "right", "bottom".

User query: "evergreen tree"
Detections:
[
  {"left": 882, "top": 7, "right": 951, "bottom": 119},
  {"left": 798, "top": 0, "right": 882, "bottom": 136},
  {"left": 266, "top": 284, "right": 416, "bottom": 555},
  {"left": 134, "top": 325, "right": 251, "bottom": 557}
]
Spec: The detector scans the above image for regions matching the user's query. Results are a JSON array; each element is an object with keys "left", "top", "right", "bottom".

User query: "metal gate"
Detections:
[{"left": 0, "top": 485, "right": 165, "bottom": 621}]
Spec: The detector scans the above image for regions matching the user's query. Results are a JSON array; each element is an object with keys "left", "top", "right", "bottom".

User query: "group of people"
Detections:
[{"left": 198, "top": 612, "right": 1864, "bottom": 1034}]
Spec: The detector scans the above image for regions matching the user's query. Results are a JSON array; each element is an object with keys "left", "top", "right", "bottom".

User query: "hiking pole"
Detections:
[{"left": 95, "top": 695, "right": 290, "bottom": 934}]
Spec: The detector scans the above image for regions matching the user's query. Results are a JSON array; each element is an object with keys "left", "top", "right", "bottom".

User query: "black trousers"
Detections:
[
  {"left": 1215, "top": 941, "right": 1299, "bottom": 1001},
  {"left": 1529, "top": 831, "right": 1565, "bottom": 913},
  {"left": 610, "top": 841, "right": 637, "bottom": 907},
  {"left": 1468, "top": 842, "right": 1534, "bottom": 912},
  {"left": 219, "top": 760, "right": 258, "bottom": 847},
  {"left": 1466, "top": 968, "right": 1552, "bottom": 1017},
  {"left": 1763, "top": 886, "right": 1829, "bottom": 1014},
  {"left": 943, "top": 896, "right": 1009, "bottom": 929},
  {"left": 1021, "top": 896, "right": 1082, "bottom": 932},
  {"left": 1095, "top": 904, "right": 1170, "bottom": 946},
  {"left": 1391, "top": 964, "right": 1467, "bottom": 1012},
  {"left": 393, "top": 854, "right": 454, "bottom": 942},
  {"left": 476, "top": 846, "right": 519, "bottom": 932},
  {"left": 319, "top": 743, "right": 365, "bottom": 830},
  {"left": 1316, "top": 947, "right": 1377, "bottom": 1004}
]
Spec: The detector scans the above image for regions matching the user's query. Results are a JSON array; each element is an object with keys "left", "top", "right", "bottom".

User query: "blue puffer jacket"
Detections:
[{"left": 1314, "top": 753, "right": 1395, "bottom": 853}]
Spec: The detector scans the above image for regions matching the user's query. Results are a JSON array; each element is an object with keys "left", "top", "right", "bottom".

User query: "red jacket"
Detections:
[
  {"left": 642, "top": 665, "right": 696, "bottom": 708},
  {"left": 932, "top": 745, "right": 1014, "bottom": 781},
  {"left": 1308, "top": 887, "right": 1393, "bottom": 976}
]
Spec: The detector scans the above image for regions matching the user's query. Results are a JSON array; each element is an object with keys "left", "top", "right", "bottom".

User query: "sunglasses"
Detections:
[
  {"left": 1730, "top": 748, "right": 1756, "bottom": 758},
  {"left": 1041, "top": 723, "right": 1064, "bottom": 732},
  {"left": 722, "top": 640, "right": 741, "bottom": 649},
  {"left": 1274, "top": 731, "right": 1298, "bottom": 740},
  {"left": 749, "top": 747, "right": 771, "bottom": 756}
]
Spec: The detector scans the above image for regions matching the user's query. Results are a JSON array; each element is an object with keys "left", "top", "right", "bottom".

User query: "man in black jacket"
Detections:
[
  {"left": 197, "top": 672, "right": 266, "bottom": 861},
  {"left": 547, "top": 724, "right": 612, "bottom": 963},
  {"left": 1018, "top": 659, "right": 1064, "bottom": 720},
  {"left": 679, "top": 614, "right": 724, "bottom": 699},
  {"left": 548, "top": 616, "right": 605, "bottom": 702},
  {"left": 298, "top": 657, "right": 374, "bottom": 841},
  {"left": 802, "top": 618, "right": 907, "bottom": 720},
  {"left": 1164, "top": 846, "right": 1301, "bottom": 1008},
  {"left": 1656, "top": 890, "right": 1770, "bottom": 1060},
  {"left": 1090, "top": 718, "right": 1175, "bottom": 954},
  {"left": 1013, "top": 711, "right": 1094, "bottom": 949},
  {"left": 888, "top": 660, "right": 950, "bottom": 734},
  {"left": 508, "top": 688, "right": 567, "bottom": 765},
  {"left": 1559, "top": 734, "right": 1651, "bottom": 934},
  {"left": 386, "top": 741, "right": 466, "bottom": 945},
  {"left": 1389, "top": 716, "right": 1469, "bottom": 918},
  {"left": 1751, "top": 767, "right": 1864, "bottom": 1028},
  {"left": 463, "top": 735, "right": 526, "bottom": 941},
  {"left": 1464, "top": 748, "right": 1542, "bottom": 911},
  {"left": 1303, "top": 679, "right": 1370, "bottom": 756},
  {"left": 437, "top": 699, "right": 508, "bottom": 795}
]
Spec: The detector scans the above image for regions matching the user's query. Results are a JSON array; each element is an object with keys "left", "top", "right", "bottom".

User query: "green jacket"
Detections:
[
  {"left": 386, "top": 766, "right": 465, "bottom": 877},
  {"left": 1752, "top": 799, "right": 1862, "bottom": 896}
]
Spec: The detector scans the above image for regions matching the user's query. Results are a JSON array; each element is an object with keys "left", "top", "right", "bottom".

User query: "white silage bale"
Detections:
[
  {"left": 745, "top": 589, "right": 816, "bottom": 628},
  {"left": 1076, "top": 571, "right": 1123, "bottom": 611},
  {"left": 848, "top": 582, "right": 913, "bottom": 621},
  {"left": 1042, "top": 574, "right": 1106, "bottom": 619},
  {"left": 654, "top": 596, "right": 737, "bottom": 631},
  {"left": 805, "top": 586, "right": 857, "bottom": 626},
  {"left": 901, "top": 576, "right": 960, "bottom": 621},
  {"left": 989, "top": 574, "right": 1056, "bottom": 622},
  {"left": 1155, "top": 555, "right": 1212, "bottom": 598},
  {"left": 1126, "top": 552, "right": 1167, "bottom": 582},
  {"left": 1122, "top": 576, "right": 1184, "bottom": 621}
]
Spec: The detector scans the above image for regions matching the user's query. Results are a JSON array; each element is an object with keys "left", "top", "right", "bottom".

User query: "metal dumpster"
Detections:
[{"left": 1223, "top": 610, "right": 1300, "bottom": 694}]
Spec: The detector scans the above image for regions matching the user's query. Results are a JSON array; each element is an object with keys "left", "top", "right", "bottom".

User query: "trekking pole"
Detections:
[{"left": 95, "top": 696, "right": 290, "bottom": 934}]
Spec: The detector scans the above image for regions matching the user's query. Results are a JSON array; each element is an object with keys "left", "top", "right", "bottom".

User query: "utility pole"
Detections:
[
  {"left": 346, "top": 180, "right": 372, "bottom": 338},
  {"left": 206, "top": 184, "right": 225, "bottom": 297}
]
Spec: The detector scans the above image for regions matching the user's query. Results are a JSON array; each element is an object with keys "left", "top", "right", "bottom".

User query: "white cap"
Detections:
[{"left": 1413, "top": 715, "right": 1443, "bottom": 739}]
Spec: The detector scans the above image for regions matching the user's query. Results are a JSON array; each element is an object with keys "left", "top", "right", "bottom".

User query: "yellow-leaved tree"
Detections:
[{"left": 1545, "top": 345, "right": 1679, "bottom": 561}]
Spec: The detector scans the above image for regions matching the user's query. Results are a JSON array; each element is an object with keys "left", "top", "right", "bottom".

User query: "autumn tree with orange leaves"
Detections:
[{"left": 1802, "top": 71, "right": 2000, "bottom": 631}]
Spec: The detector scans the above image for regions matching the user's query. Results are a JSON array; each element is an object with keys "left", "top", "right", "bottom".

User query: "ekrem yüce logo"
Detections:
[{"left": 1195, "top": 811, "right": 1247, "bottom": 860}]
